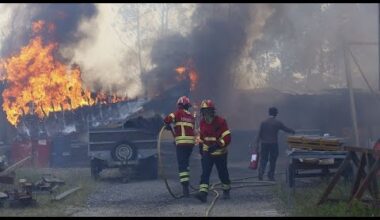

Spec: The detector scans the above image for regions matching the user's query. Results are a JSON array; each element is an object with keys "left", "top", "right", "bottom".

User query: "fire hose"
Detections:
[{"left": 157, "top": 126, "right": 279, "bottom": 216}]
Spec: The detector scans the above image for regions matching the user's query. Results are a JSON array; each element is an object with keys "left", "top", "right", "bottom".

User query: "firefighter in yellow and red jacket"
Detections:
[
  {"left": 194, "top": 99, "right": 232, "bottom": 202},
  {"left": 163, "top": 96, "right": 195, "bottom": 197}
]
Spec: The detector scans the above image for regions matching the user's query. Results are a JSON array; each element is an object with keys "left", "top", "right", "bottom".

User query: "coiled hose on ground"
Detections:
[{"left": 157, "top": 126, "right": 279, "bottom": 216}]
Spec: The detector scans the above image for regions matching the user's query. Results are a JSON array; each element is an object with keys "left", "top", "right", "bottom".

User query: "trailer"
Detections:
[{"left": 88, "top": 110, "right": 165, "bottom": 181}]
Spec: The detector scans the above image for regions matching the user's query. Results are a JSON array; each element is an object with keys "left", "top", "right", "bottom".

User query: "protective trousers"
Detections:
[
  {"left": 258, "top": 143, "right": 279, "bottom": 179},
  {"left": 176, "top": 146, "right": 193, "bottom": 185},
  {"left": 199, "top": 153, "right": 231, "bottom": 193}
]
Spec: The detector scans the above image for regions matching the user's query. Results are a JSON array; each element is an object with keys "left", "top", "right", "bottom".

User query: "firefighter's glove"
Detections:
[
  {"left": 208, "top": 144, "right": 219, "bottom": 153},
  {"left": 164, "top": 124, "right": 172, "bottom": 131}
]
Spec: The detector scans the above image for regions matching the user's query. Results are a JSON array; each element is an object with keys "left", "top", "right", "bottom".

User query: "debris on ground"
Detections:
[
  {"left": 3, "top": 178, "right": 36, "bottom": 208},
  {"left": 0, "top": 156, "right": 31, "bottom": 177},
  {"left": 53, "top": 186, "right": 82, "bottom": 201},
  {"left": 34, "top": 174, "right": 65, "bottom": 193},
  {"left": 0, "top": 173, "right": 67, "bottom": 208},
  {"left": 0, "top": 156, "right": 31, "bottom": 185}
]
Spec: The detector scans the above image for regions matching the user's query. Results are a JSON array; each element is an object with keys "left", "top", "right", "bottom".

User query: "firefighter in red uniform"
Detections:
[
  {"left": 194, "top": 99, "right": 232, "bottom": 202},
  {"left": 164, "top": 96, "right": 195, "bottom": 197}
]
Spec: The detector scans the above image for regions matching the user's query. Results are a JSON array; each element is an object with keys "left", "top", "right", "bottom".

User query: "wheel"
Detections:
[
  {"left": 111, "top": 142, "right": 137, "bottom": 162},
  {"left": 91, "top": 159, "right": 102, "bottom": 180}
]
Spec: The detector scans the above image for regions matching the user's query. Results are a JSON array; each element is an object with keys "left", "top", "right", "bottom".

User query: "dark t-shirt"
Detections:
[{"left": 256, "top": 117, "right": 295, "bottom": 144}]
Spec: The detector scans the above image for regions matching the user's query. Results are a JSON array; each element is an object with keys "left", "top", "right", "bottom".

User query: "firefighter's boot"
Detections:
[
  {"left": 223, "top": 189, "right": 230, "bottom": 200},
  {"left": 182, "top": 182, "right": 190, "bottom": 198},
  {"left": 194, "top": 191, "right": 207, "bottom": 203}
]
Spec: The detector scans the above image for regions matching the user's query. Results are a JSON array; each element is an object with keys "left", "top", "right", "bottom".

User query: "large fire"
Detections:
[
  {"left": 0, "top": 20, "right": 125, "bottom": 126},
  {"left": 175, "top": 59, "right": 199, "bottom": 91}
]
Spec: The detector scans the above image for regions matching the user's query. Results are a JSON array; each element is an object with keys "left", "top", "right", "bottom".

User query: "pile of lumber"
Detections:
[{"left": 287, "top": 135, "right": 345, "bottom": 151}]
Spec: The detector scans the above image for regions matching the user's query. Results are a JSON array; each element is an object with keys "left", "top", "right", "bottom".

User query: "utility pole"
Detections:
[
  {"left": 378, "top": 3, "right": 380, "bottom": 91},
  {"left": 344, "top": 41, "right": 360, "bottom": 147}
]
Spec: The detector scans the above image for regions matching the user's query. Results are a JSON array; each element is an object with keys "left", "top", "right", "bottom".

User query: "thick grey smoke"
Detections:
[
  {"left": 0, "top": 3, "right": 378, "bottom": 139},
  {"left": 145, "top": 3, "right": 379, "bottom": 138},
  {"left": 144, "top": 4, "right": 252, "bottom": 110},
  {"left": 142, "top": 33, "right": 191, "bottom": 98},
  {"left": 190, "top": 4, "right": 250, "bottom": 106},
  {"left": 0, "top": 3, "right": 97, "bottom": 57},
  {"left": 252, "top": 4, "right": 379, "bottom": 93}
]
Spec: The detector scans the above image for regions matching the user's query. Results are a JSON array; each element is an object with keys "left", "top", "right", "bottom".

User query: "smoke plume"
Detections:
[{"left": 0, "top": 3, "right": 97, "bottom": 57}]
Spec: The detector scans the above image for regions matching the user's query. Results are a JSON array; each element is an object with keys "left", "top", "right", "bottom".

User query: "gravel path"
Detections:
[
  {"left": 72, "top": 157, "right": 288, "bottom": 217},
  {"left": 70, "top": 134, "right": 291, "bottom": 217}
]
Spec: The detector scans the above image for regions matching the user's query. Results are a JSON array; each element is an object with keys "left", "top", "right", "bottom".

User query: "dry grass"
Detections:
[
  {"left": 0, "top": 167, "right": 95, "bottom": 217},
  {"left": 274, "top": 178, "right": 380, "bottom": 217}
]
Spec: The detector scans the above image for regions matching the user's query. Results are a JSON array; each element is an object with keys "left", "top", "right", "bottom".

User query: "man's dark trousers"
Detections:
[{"left": 258, "top": 143, "right": 279, "bottom": 179}]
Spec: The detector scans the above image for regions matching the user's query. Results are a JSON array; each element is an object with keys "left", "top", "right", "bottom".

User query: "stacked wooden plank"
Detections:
[{"left": 287, "top": 135, "right": 345, "bottom": 151}]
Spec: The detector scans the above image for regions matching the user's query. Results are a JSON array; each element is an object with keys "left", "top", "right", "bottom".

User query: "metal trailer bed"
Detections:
[{"left": 286, "top": 149, "right": 350, "bottom": 187}]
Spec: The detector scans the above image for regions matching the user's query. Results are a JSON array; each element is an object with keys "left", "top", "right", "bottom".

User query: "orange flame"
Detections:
[
  {"left": 32, "top": 20, "right": 45, "bottom": 33},
  {"left": 0, "top": 20, "right": 125, "bottom": 126},
  {"left": 175, "top": 59, "right": 199, "bottom": 91},
  {"left": 175, "top": 67, "right": 186, "bottom": 75},
  {"left": 189, "top": 70, "right": 198, "bottom": 91}
]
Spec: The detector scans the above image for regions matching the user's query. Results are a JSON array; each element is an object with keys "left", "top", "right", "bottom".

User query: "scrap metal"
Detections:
[{"left": 34, "top": 174, "right": 65, "bottom": 192}]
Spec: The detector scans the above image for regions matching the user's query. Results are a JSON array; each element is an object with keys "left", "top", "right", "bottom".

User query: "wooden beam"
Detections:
[
  {"left": 317, "top": 152, "right": 353, "bottom": 205},
  {"left": 0, "top": 156, "right": 31, "bottom": 177},
  {"left": 349, "top": 159, "right": 380, "bottom": 206},
  {"left": 366, "top": 154, "right": 379, "bottom": 200},
  {"left": 52, "top": 186, "right": 82, "bottom": 201},
  {"left": 351, "top": 152, "right": 361, "bottom": 168},
  {"left": 344, "top": 43, "right": 360, "bottom": 147},
  {"left": 350, "top": 153, "right": 367, "bottom": 200}
]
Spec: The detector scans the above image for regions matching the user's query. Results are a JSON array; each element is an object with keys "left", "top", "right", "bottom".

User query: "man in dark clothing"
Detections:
[{"left": 255, "top": 107, "right": 295, "bottom": 181}]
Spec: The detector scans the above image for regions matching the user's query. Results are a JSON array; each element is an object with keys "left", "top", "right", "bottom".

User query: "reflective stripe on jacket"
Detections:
[
  {"left": 200, "top": 115, "right": 231, "bottom": 156},
  {"left": 164, "top": 109, "right": 195, "bottom": 146}
]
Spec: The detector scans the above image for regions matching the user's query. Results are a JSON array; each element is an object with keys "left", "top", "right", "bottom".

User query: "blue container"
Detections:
[
  {"left": 70, "top": 142, "right": 89, "bottom": 167},
  {"left": 51, "top": 135, "right": 71, "bottom": 168}
]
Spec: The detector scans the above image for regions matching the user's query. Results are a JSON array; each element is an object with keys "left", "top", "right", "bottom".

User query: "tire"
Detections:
[
  {"left": 111, "top": 142, "right": 137, "bottom": 162},
  {"left": 91, "top": 159, "right": 102, "bottom": 180}
]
